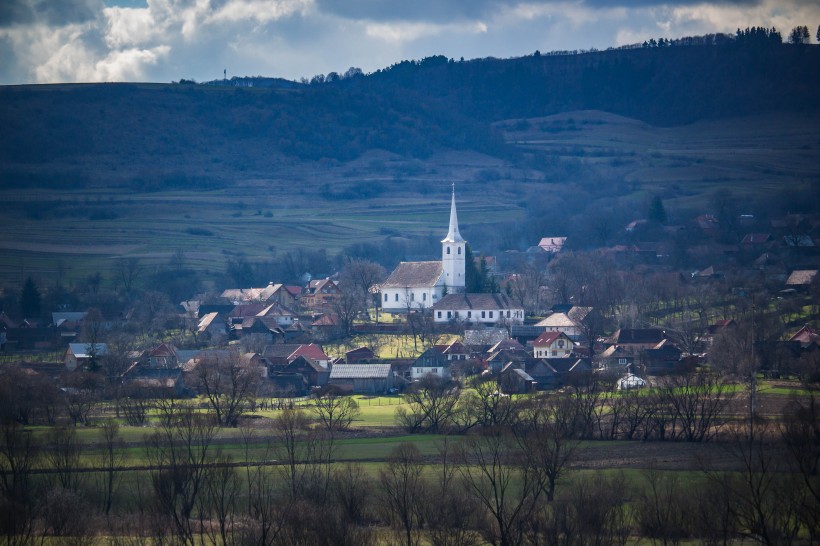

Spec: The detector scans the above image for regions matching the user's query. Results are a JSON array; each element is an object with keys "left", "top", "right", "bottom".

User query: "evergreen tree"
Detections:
[
  {"left": 20, "top": 277, "right": 41, "bottom": 318},
  {"left": 464, "top": 244, "right": 496, "bottom": 293},
  {"left": 648, "top": 195, "right": 667, "bottom": 225}
]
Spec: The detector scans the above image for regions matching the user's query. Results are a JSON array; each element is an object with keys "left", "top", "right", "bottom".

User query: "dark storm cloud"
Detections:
[
  {"left": 314, "top": 0, "right": 503, "bottom": 23},
  {"left": 316, "top": 0, "right": 779, "bottom": 24},
  {"left": 0, "top": 0, "right": 101, "bottom": 28}
]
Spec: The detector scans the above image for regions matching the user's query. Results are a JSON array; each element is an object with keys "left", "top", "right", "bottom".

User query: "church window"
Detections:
[
  {"left": 447, "top": 247, "right": 450, "bottom": 255},
  {"left": 447, "top": 311, "right": 452, "bottom": 319},
  {"left": 384, "top": 294, "right": 388, "bottom": 302},
  {"left": 489, "top": 311, "right": 494, "bottom": 318},
  {"left": 507, "top": 311, "right": 510, "bottom": 318},
  {"left": 423, "top": 293, "right": 427, "bottom": 302},
  {"left": 437, "top": 312, "right": 442, "bottom": 318},
  {"left": 395, "top": 294, "right": 399, "bottom": 302},
  {"left": 467, "top": 311, "right": 472, "bottom": 319},
  {"left": 410, "top": 292, "right": 414, "bottom": 301},
  {"left": 457, "top": 247, "right": 461, "bottom": 255},
  {"left": 481, "top": 311, "right": 486, "bottom": 318}
]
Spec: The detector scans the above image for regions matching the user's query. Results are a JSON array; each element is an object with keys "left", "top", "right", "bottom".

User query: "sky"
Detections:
[{"left": 0, "top": 0, "right": 817, "bottom": 85}]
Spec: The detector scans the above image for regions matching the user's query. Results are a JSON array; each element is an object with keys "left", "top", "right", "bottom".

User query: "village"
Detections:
[
  {"left": 1, "top": 189, "right": 819, "bottom": 545},
  {"left": 1, "top": 189, "right": 818, "bottom": 411}
]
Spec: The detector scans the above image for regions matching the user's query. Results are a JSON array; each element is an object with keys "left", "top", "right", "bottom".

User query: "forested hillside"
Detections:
[{"left": 0, "top": 41, "right": 818, "bottom": 189}]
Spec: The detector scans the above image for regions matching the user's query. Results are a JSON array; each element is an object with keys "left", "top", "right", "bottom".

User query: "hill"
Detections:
[{"left": 0, "top": 43, "right": 818, "bottom": 290}]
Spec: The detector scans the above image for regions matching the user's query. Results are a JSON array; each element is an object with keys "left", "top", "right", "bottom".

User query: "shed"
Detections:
[{"left": 329, "top": 364, "right": 394, "bottom": 394}]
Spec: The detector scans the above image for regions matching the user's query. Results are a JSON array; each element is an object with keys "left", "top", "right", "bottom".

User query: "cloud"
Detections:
[
  {"left": 0, "top": 0, "right": 102, "bottom": 28},
  {"left": 1, "top": 0, "right": 819, "bottom": 84}
]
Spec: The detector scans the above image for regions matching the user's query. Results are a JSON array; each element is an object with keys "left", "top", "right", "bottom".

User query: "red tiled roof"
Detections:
[
  {"left": 291, "top": 343, "right": 329, "bottom": 362},
  {"left": 533, "top": 331, "right": 563, "bottom": 346}
]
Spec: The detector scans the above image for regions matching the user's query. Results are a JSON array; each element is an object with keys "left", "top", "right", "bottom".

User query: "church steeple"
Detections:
[
  {"left": 442, "top": 184, "right": 464, "bottom": 244},
  {"left": 441, "top": 184, "right": 466, "bottom": 291}
]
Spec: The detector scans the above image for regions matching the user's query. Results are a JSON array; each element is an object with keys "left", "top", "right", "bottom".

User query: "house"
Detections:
[
  {"left": 463, "top": 328, "right": 509, "bottom": 350},
  {"left": 240, "top": 352, "right": 269, "bottom": 378},
  {"left": 64, "top": 343, "right": 108, "bottom": 371},
  {"left": 643, "top": 340, "right": 683, "bottom": 374},
  {"left": 432, "top": 293, "right": 524, "bottom": 325},
  {"left": 740, "top": 233, "right": 772, "bottom": 246},
  {"left": 499, "top": 364, "right": 537, "bottom": 394},
  {"left": 543, "top": 357, "right": 592, "bottom": 385},
  {"left": 221, "top": 282, "right": 299, "bottom": 308},
  {"left": 51, "top": 311, "right": 88, "bottom": 343},
  {"left": 616, "top": 373, "right": 647, "bottom": 390},
  {"left": 534, "top": 312, "right": 583, "bottom": 340},
  {"left": 198, "top": 312, "right": 227, "bottom": 343},
  {"left": 596, "top": 345, "right": 635, "bottom": 371},
  {"left": 381, "top": 188, "right": 465, "bottom": 312},
  {"left": 237, "top": 316, "right": 286, "bottom": 344},
  {"left": 434, "top": 339, "right": 470, "bottom": 361},
  {"left": 538, "top": 237, "right": 567, "bottom": 253},
  {"left": 345, "top": 346, "right": 376, "bottom": 363},
  {"left": 411, "top": 347, "right": 450, "bottom": 380},
  {"left": 532, "top": 331, "right": 574, "bottom": 358},
  {"left": 609, "top": 328, "right": 668, "bottom": 352},
  {"left": 281, "top": 355, "right": 329, "bottom": 388},
  {"left": 263, "top": 343, "right": 330, "bottom": 371},
  {"left": 302, "top": 278, "right": 342, "bottom": 310},
  {"left": 786, "top": 270, "right": 818, "bottom": 288},
  {"left": 147, "top": 343, "right": 179, "bottom": 368},
  {"left": 789, "top": 325, "right": 820, "bottom": 350},
  {"left": 328, "top": 364, "right": 394, "bottom": 394},
  {"left": 123, "top": 367, "right": 185, "bottom": 397},
  {"left": 524, "top": 360, "right": 561, "bottom": 390},
  {"left": 269, "top": 372, "right": 309, "bottom": 397}
]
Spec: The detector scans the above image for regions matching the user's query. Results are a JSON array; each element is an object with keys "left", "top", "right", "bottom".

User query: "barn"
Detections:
[{"left": 329, "top": 364, "right": 394, "bottom": 394}]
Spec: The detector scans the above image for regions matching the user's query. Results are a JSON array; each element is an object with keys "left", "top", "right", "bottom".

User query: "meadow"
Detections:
[{"left": 2, "top": 108, "right": 818, "bottom": 288}]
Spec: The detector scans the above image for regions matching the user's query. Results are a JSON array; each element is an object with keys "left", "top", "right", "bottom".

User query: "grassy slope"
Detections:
[{"left": 1, "top": 109, "right": 818, "bottom": 286}]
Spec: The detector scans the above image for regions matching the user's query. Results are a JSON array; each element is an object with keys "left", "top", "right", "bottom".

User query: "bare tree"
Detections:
[
  {"left": 44, "top": 425, "right": 84, "bottom": 492},
  {"left": 379, "top": 443, "right": 427, "bottom": 546},
  {"left": 145, "top": 403, "right": 217, "bottom": 546},
  {"left": 781, "top": 396, "right": 820, "bottom": 540},
  {"left": 339, "top": 258, "right": 387, "bottom": 320},
  {"left": 705, "top": 423, "right": 802, "bottom": 545},
  {"left": 425, "top": 439, "right": 482, "bottom": 546},
  {"left": 198, "top": 352, "right": 260, "bottom": 426},
  {"left": 0, "top": 419, "right": 39, "bottom": 546},
  {"left": 661, "top": 371, "right": 733, "bottom": 442},
  {"left": 272, "top": 408, "right": 335, "bottom": 501},
  {"left": 114, "top": 257, "right": 143, "bottom": 295},
  {"left": 62, "top": 371, "right": 103, "bottom": 426},
  {"left": 396, "top": 375, "right": 462, "bottom": 433},
  {"left": 516, "top": 395, "right": 582, "bottom": 502},
  {"left": 197, "top": 454, "right": 240, "bottom": 546},
  {"left": 96, "top": 420, "right": 123, "bottom": 515},
  {"left": 635, "top": 469, "right": 694, "bottom": 546},
  {"left": 458, "top": 428, "right": 546, "bottom": 546},
  {"left": 312, "top": 390, "right": 360, "bottom": 432},
  {"left": 466, "top": 377, "right": 518, "bottom": 428}
]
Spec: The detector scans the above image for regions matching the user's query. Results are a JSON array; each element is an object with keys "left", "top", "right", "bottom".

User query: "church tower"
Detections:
[{"left": 441, "top": 185, "right": 466, "bottom": 292}]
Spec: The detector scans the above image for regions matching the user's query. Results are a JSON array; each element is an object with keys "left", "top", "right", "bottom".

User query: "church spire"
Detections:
[{"left": 442, "top": 184, "right": 464, "bottom": 243}]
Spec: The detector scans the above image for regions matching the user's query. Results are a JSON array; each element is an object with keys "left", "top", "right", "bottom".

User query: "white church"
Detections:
[{"left": 380, "top": 188, "right": 466, "bottom": 313}]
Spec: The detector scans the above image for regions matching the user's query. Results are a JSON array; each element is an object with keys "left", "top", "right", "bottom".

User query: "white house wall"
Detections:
[
  {"left": 382, "top": 287, "right": 443, "bottom": 312},
  {"left": 433, "top": 308, "right": 524, "bottom": 325}
]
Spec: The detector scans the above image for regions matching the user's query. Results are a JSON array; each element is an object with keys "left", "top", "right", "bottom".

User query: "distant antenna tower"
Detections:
[{"left": 223, "top": 69, "right": 227, "bottom": 81}]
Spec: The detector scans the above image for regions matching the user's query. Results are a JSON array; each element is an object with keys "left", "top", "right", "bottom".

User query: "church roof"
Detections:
[
  {"left": 382, "top": 261, "right": 443, "bottom": 289},
  {"left": 441, "top": 186, "right": 465, "bottom": 244}
]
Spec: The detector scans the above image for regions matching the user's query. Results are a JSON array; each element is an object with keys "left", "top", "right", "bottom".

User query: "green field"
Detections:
[{"left": 2, "top": 108, "right": 818, "bottom": 288}]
